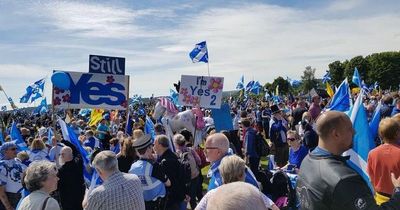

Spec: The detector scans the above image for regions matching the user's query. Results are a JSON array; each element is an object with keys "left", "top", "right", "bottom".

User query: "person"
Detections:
[
  {"left": 308, "top": 95, "right": 321, "bottom": 121},
  {"left": 367, "top": 118, "right": 400, "bottom": 205},
  {"left": 391, "top": 98, "right": 400, "bottom": 116},
  {"left": 86, "top": 151, "right": 145, "bottom": 210},
  {"left": 153, "top": 135, "right": 186, "bottom": 210},
  {"left": 269, "top": 104, "right": 289, "bottom": 167},
  {"left": 96, "top": 118, "right": 110, "bottom": 149},
  {"left": 27, "top": 139, "right": 50, "bottom": 162},
  {"left": 196, "top": 155, "right": 278, "bottom": 210},
  {"left": 205, "top": 133, "right": 258, "bottom": 191},
  {"left": 173, "top": 134, "right": 201, "bottom": 210},
  {"left": 242, "top": 118, "right": 259, "bottom": 174},
  {"left": 206, "top": 182, "right": 268, "bottom": 210},
  {"left": 57, "top": 146, "right": 85, "bottom": 210},
  {"left": 84, "top": 130, "right": 102, "bottom": 150},
  {"left": 18, "top": 161, "right": 60, "bottom": 210},
  {"left": 282, "top": 130, "right": 308, "bottom": 173},
  {"left": 381, "top": 96, "right": 394, "bottom": 119},
  {"left": 130, "top": 134, "right": 170, "bottom": 210},
  {"left": 0, "top": 142, "right": 26, "bottom": 210},
  {"left": 261, "top": 105, "right": 271, "bottom": 139},
  {"left": 296, "top": 111, "right": 400, "bottom": 210},
  {"left": 117, "top": 137, "right": 138, "bottom": 173},
  {"left": 292, "top": 100, "right": 307, "bottom": 126},
  {"left": 48, "top": 137, "right": 64, "bottom": 163},
  {"left": 299, "top": 112, "right": 318, "bottom": 151}
]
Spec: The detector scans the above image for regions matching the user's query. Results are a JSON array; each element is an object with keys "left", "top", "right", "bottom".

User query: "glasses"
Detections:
[{"left": 287, "top": 138, "right": 296, "bottom": 141}]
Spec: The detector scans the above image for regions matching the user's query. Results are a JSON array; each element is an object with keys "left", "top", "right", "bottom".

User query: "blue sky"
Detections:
[{"left": 0, "top": 0, "right": 400, "bottom": 107}]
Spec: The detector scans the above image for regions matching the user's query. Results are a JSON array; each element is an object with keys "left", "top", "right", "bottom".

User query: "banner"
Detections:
[
  {"left": 178, "top": 75, "right": 224, "bottom": 109},
  {"left": 89, "top": 55, "right": 125, "bottom": 75},
  {"left": 52, "top": 71, "right": 129, "bottom": 110},
  {"left": 211, "top": 103, "right": 233, "bottom": 132}
]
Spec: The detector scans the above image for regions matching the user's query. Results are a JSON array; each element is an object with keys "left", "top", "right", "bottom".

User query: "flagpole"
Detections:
[
  {"left": 0, "top": 87, "right": 17, "bottom": 110},
  {"left": 207, "top": 61, "right": 210, "bottom": 77}
]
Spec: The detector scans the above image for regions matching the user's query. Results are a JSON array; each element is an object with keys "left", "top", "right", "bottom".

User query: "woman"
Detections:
[
  {"left": 19, "top": 161, "right": 60, "bottom": 210},
  {"left": 367, "top": 117, "right": 400, "bottom": 205},
  {"left": 196, "top": 155, "right": 279, "bottom": 210},
  {"left": 117, "top": 137, "right": 138, "bottom": 173},
  {"left": 282, "top": 130, "right": 308, "bottom": 173},
  {"left": 27, "top": 139, "right": 50, "bottom": 162}
]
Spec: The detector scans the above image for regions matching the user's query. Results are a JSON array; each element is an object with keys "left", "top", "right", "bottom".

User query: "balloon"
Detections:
[{"left": 51, "top": 71, "right": 71, "bottom": 90}]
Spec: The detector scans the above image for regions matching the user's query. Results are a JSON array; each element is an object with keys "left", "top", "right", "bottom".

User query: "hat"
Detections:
[
  {"left": 270, "top": 104, "right": 281, "bottom": 114},
  {"left": 0, "top": 142, "right": 17, "bottom": 155},
  {"left": 132, "top": 134, "right": 152, "bottom": 150}
]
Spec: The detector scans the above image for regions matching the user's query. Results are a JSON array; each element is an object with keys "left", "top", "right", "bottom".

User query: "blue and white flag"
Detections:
[
  {"left": 245, "top": 80, "right": 255, "bottom": 92},
  {"left": 144, "top": 116, "right": 156, "bottom": 143},
  {"left": 58, "top": 118, "right": 92, "bottom": 181},
  {"left": 189, "top": 41, "right": 208, "bottom": 63},
  {"left": 33, "top": 98, "right": 48, "bottom": 114},
  {"left": 369, "top": 102, "right": 381, "bottom": 140},
  {"left": 361, "top": 81, "right": 370, "bottom": 94},
  {"left": 47, "top": 127, "right": 54, "bottom": 145},
  {"left": 20, "top": 78, "right": 45, "bottom": 103},
  {"left": 169, "top": 89, "right": 179, "bottom": 105},
  {"left": 10, "top": 122, "right": 28, "bottom": 151},
  {"left": 373, "top": 81, "right": 379, "bottom": 90},
  {"left": 322, "top": 71, "right": 331, "bottom": 83},
  {"left": 236, "top": 75, "right": 245, "bottom": 90},
  {"left": 344, "top": 89, "right": 375, "bottom": 192},
  {"left": 326, "top": 79, "right": 351, "bottom": 112},
  {"left": 1, "top": 106, "right": 6, "bottom": 112},
  {"left": 352, "top": 67, "right": 362, "bottom": 88},
  {"left": 250, "top": 81, "right": 262, "bottom": 95}
]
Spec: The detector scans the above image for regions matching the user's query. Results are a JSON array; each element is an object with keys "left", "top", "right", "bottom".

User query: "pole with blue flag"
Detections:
[
  {"left": 144, "top": 116, "right": 156, "bottom": 143},
  {"left": 326, "top": 79, "right": 351, "bottom": 112},
  {"left": 369, "top": 102, "right": 382, "bottom": 140},
  {"left": 343, "top": 89, "right": 375, "bottom": 193},
  {"left": 352, "top": 67, "right": 362, "bottom": 88},
  {"left": 189, "top": 41, "right": 210, "bottom": 76},
  {"left": 10, "top": 122, "right": 28, "bottom": 151}
]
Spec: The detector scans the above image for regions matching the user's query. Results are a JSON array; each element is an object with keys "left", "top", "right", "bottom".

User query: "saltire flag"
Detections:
[
  {"left": 145, "top": 116, "right": 156, "bottom": 143},
  {"left": 352, "top": 67, "right": 362, "bottom": 88},
  {"left": 169, "top": 89, "right": 179, "bottom": 105},
  {"left": 361, "top": 81, "right": 370, "bottom": 94},
  {"left": 369, "top": 102, "right": 382, "bottom": 140},
  {"left": 373, "top": 81, "right": 379, "bottom": 90},
  {"left": 1, "top": 106, "right": 6, "bottom": 112},
  {"left": 322, "top": 71, "right": 331, "bottom": 83},
  {"left": 47, "top": 127, "right": 54, "bottom": 145},
  {"left": 326, "top": 79, "right": 351, "bottom": 112},
  {"left": 58, "top": 118, "right": 92, "bottom": 182},
  {"left": 343, "top": 89, "right": 375, "bottom": 192},
  {"left": 33, "top": 98, "right": 48, "bottom": 114},
  {"left": 189, "top": 41, "right": 208, "bottom": 63},
  {"left": 88, "top": 109, "right": 104, "bottom": 127},
  {"left": 245, "top": 80, "right": 255, "bottom": 92},
  {"left": 10, "top": 122, "right": 28, "bottom": 151},
  {"left": 250, "top": 81, "right": 262, "bottom": 95},
  {"left": 130, "top": 94, "right": 142, "bottom": 105},
  {"left": 19, "top": 78, "right": 45, "bottom": 103},
  {"left": 326, "top": 82, "right": 334, "bottom": 98},
  {"left": 79, "top": 109, "right": 91, "bottom": 117},
  {"left": 236, "top": 75, "right": 245, "bottom": 90},
  {"left": 125, "top": 111, "right": 133, "bottom": 136},
  {"left": 159, "top": 97, "right": 179, "bottom": 114}
]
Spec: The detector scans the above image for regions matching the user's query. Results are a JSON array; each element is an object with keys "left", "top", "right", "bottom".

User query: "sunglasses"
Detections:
[{"left": 287, "top": 138, "right": 297, "bottom": 141}]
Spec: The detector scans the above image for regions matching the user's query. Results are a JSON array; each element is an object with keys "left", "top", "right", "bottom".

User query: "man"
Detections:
[
  {"left": 292, "top": 100, "right": 307, "bottom": 126},
  {"left": 84, "top": 130, "right": 102, "bottom": 150},
  {"left": 96, "top": 118, "right": 110, "bottom": 149},
  {"left": 0, "top": 142, "right": 26, "bottom": 210},
  {"left": 296, "top": 111, "right": 400, "bottom": 210},
  {"left": 153, "top": 135, "right": 186, "bottom": 210},
  {"left": 269, "top": 104, "right": 289, "bottom": 167},
  {"left": 205, "top": 133, "right": 258, "bottom": 191},
  {"left": 242, "top": 118, "right": 259, "bottom": 174},
  {"left": 381, "top": 96, "right": 394, "bottom": 118},
  {"left": 57, "top": 146, "right": 85, "bottom": 210},
  {"left": 308, "top": 95, "right": 321, "bottom": 121},
  {"left": 129, "top": 134, "right": 171, "bottom": 210},
  {"left": 390, "top": 98, "right": 400, "bottom": 116},
  {"left": 86, "top": 151, "right": 145, "bottom": 210}
]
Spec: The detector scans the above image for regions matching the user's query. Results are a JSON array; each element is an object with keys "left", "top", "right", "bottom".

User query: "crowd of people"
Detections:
[{"left": 0, "top": 91, "right": 399, "bottom": 210}]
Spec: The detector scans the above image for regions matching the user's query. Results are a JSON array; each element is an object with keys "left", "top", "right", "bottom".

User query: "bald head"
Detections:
[
  {"left": 316, "top": 111, "right": 351, "bottom": 140},
  {"left": 206, "top": 133, "right": 229, "bottom": 154},
  {"left": 61, "top": 146, "right": 73, "bottom": 162}
]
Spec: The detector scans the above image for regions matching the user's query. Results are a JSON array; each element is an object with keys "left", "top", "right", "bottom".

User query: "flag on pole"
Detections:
[
  {"left": 326, "top": 82, "right": 334, "bottom": 98},
  {"left": 250, "top": 81, "right": 262, "bottom": 95},
  {"left": 326, "top": 79, "right": 351, "bottom": 112},
  {"left": 1, "top": 106, "right": 6, "bottom": 112},
  {"left": 20, "top": 78, "right": 45, "bottom": 103},
  {"left": 144, "top": 116, "right": 156, "bottom": 143},
  {"left": 189, "top": 41, "right": 209, "bottom": 63},
  {"left": 322, "top": 71, "right": 331, "bottom": 83},
  {"left": 236, "top": 75, "right": 245, "bottom": 90},
  {"left": 125, "top": 110, "right": 133, "bottom": 136},
  {"left": 352, "top": 67, "right": 362, "bottom": 88},
  {"left": 245, "top": 80, "right": 255, "bottom": 92},
  {"left": 88, "top": 109, "right": 104, "bottom": 127},
  {"left": 344, "top": 89, "right": 375, "bottom": 192},
  {"left": 369, "top": 102, "right": 382, "bottom": 140},
  {"left": 33, "top": 98, "right": 48, "bottom": 114},
  {"left": 10, "top": 122, "right": 28, "bottom": 151}
]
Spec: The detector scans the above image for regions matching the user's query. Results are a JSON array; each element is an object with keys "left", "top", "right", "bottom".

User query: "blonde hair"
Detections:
[
  {"left": 218, "top": 155, "right": 246, "bottom": 184},
  {"left": 287, "top": 130, "right": 300, "bottom": 140},
  {"left": 379, "top": 118, "right": 400, "bottom": 143},
  {"left": 30, "top": 139, "right": 45, "bottom": 150},
  {"left": 133, "top": 129, "right": 144, "bottom": 140},
  {"left": 17, "top": 151, "right": 29, "bottom": 161}
]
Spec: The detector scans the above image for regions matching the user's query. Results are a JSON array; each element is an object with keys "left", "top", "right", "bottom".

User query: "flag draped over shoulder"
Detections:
[
  {"left": 10, "top": 122, "right": 28, "bottom": 151},
  {"left": 89, "top": 109, "right": 104, "bottom": 127},
  {"left": 343, "top": 90, "right": 375, "bottom": 192},
  {"left": 326, "top": 79, "right": 350, "bottom": 112},
  {"left": 189, "top": 41, "right": 208, "bottom": 63}
]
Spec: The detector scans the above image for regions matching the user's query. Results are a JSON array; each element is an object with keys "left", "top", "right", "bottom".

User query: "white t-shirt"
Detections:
[
  {"left": 28, "top": 149, "right": 50, "bottom": 162},
  {"left": 49, "top": 143, "right": 64, "bottom": 162},
  {"left": 0, "top": 158, "right": 26, "bottom": 193}
]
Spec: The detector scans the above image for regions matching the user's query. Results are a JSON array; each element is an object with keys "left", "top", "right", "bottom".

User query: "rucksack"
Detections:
[
  {"left": 178, "top": 152, "right": 194, "bottom": 185},
  {"left": 255, "top": 132, "right": 270, "bottom": 157}
]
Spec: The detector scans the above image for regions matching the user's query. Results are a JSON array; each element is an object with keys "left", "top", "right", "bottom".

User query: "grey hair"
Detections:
[
  {"left": 24, "top": 161, "right": 57, "bottom": 192},
  {"left": 173, "top": 134, "right": 186, "bottom": 147},
  {"left": 219, "top": 155, "right": 246, "bottom": 184},
  {"left": 92, "top": 151, "right": 119, "bottom": 173}
]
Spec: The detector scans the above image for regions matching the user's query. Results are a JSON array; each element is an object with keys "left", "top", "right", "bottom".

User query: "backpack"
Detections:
[
  {"left": 255, "top": 132, "right": 270, "bottom": 157},
  {"left": 178, "top": 152, "right": 194, "bottom": 185}
]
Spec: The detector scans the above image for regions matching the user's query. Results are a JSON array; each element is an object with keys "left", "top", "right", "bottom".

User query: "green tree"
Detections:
[
  {"left": 272, "top": 77, "right": 290, "bottom": 95},
  {"left": 328, "top": 61, "right": 345, "bottom": 86},
  {"left": 343, "top": 56, "right": 369, "bottom": 87},
  {"left": 366, "top": 51, "right": 400, "bottom": 90},
  {"left": 301, "top": 66, "right": 318, "bottom": 93}
]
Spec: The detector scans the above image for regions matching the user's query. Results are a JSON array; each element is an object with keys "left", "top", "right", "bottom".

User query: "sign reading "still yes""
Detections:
[{"left": 89, "top": 55, "right": 125, "bottom": 75}]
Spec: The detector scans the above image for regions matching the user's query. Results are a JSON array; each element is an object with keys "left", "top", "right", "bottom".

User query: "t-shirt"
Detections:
[
  {"left": 97, "top": 124, "right": 109, "bottom": 140},
  {"left": 289, "top": 145, "right": 308, "bottom": 168},
  {"left": 49, "top": 143, "right": 64, "bottom": 162},
  {"left": 0, "top": 158, "right": 26, "bottom": 193},
  {"left": 28, "top": 149, "right": 50, "bottom": 162}
]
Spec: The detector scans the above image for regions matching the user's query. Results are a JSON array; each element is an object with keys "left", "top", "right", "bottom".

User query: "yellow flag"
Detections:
[
  {"left": 275, "top": 85, "right": 279, "bottom": 96},
  {"left": 326, "top": 82, "right": 334, "bottom": 98},
  {"left": 89, "top": 109, "right": 104, "bottom": 126}
]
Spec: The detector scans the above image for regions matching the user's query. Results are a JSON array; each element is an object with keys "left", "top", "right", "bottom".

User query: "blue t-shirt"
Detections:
[
  {"left": 289, "top": 145, "right": 308, "bottom": 168},
  {"left": 97, "top": 124, "right": 109, "bottom": 140}
]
